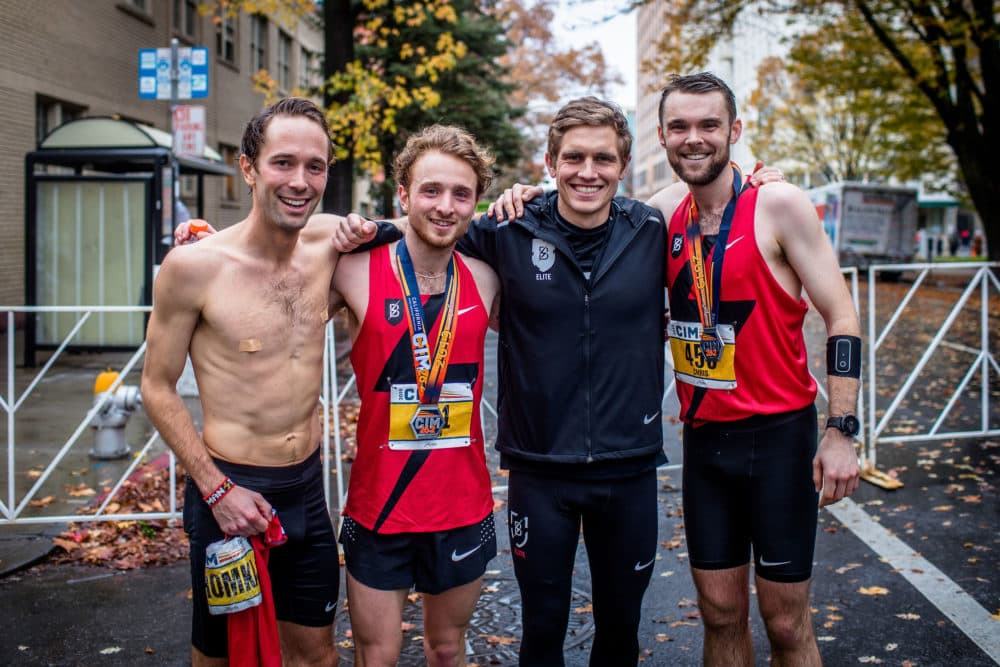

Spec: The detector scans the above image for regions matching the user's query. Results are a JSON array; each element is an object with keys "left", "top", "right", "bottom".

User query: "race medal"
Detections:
[
  {"left": 668, "top": 320, "right": 737, "bottom": 389},
  {"left": 389, "top": 382, "right": 473, "bottom": 450},
  {"left": 699, "top": 326, "right": 723, "bottom": 359},
  {"left": 411, "top": 403, "right": 447, "bottom": 439},
  {"left": 682, "top": 163, "right": 747, "bottom": 378},
  {"left": 392, "top": 239, "right": 461, "bottom": 445},
  {"left": 204, "top": 535, "right": 262, "bottom": 615}
]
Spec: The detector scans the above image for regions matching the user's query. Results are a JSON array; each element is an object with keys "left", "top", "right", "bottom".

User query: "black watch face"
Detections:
[{"left": 841, "top": 415, "right": 860, "bottom": 436}]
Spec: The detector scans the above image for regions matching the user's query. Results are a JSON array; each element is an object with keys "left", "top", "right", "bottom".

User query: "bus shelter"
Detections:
[{"left": 23, "top": 117, "right": 233, "bottom": 364}]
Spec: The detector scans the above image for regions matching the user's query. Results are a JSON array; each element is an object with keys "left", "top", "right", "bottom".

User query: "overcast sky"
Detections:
[{"left": 551, "top": 0, "right": 637, "bottom": 110}]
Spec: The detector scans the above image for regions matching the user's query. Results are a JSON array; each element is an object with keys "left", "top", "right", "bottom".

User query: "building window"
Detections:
[
  {"left": 220, "top": 144, "right": 239, "bottom": 202},
  {"left": 250, "top": 15, "right": 268, "bottom": 73},
  {"left": 277, "top": 31, "right": 292, "bottom": 90},
  {"left": 300, "top": 48, "right": 320, "bottom": 90},
  {"left": 216, "top": 10, "right": 237, "bottom": 65},
  {"left": 36, "top": 95, "right": 87, "bottom": 146},
  {"left": 118, "top": 0, "right": 154, "bottom": 24},
  {"left": 654, "top": 161, "right": 668, "bottom": 181},
  {"left": 173, "top": 0, "right": 198, "bottom": 39}
]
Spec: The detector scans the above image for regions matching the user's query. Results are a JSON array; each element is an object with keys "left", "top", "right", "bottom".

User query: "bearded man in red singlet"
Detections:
[
  {"left": 327, "top": 125, "right": 500, "bottom": 667},
  {"left": 652, "top": 72, "right": 862, "bottom": 667}
]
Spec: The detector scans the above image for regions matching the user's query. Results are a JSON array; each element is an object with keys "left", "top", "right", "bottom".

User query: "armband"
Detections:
[
  {"left": 827, "top": 335, "right": 861, "bottom": 378},
  {"left": 203, "top": 477, "right": 234, "bottom": 507}
]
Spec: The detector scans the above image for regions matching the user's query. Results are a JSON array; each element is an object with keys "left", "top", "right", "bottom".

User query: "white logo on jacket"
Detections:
[{"left": 531, "top": 238, "right": 555, "bottom": 274}]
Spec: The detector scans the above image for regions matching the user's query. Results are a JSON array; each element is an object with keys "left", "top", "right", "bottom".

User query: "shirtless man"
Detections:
[
  {"left": 328, "top": 124, "right": 500, "bottom": 667},
  {"left": 142, "top": 97, "right": 366, "bottom": 667}
]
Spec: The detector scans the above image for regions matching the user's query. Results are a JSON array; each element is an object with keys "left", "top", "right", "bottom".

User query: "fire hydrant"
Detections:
[{"left": 90, "top": 368, "right": 142, "bottom": 459}]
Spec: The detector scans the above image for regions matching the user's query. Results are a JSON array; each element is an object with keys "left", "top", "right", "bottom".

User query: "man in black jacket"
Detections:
[{"left": 461, "top": 98, "right": 668, "bottom": 666}]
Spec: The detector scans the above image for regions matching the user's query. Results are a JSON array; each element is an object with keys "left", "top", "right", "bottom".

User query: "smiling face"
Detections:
[
  {"left": 398, "top": 150, "right": 479, "bottom": 250},
  {"left": 545, "top": 125, "right": 629, "bottom": 228},
  {"left": 239, "top": 114, "right": 329, "bottom": 232},
  {"left": 658, "top": 90, "right": 742, "bottom": 187}
]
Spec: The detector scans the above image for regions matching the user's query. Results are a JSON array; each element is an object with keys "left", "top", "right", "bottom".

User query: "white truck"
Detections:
[{"left": 806, "top": 182, "right": 918, "bottom": 273}]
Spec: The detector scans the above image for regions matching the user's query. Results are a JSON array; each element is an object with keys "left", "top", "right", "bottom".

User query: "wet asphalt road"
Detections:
[{"left": 0, "top": 273, "right": 997, "bottom": 666}]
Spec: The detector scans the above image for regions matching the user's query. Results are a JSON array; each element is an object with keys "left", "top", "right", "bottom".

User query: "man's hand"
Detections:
[
  {"left": 174, "top": 219, "right": 216, "bottom": 246},
  {"left": 747, "top": 160, "right": 784, "bottom": 188},
  {"left": 813, "top": 429, "right": 861, "bottom": 507},
  {"left": 486, "top": 183, "right": 544, "bottom": 221},
  {"left": 210, "top": 485, "right": 272, "bottom": 536},
  {"left": 332, "top": 213, "right": 378, "bottom": 253}
]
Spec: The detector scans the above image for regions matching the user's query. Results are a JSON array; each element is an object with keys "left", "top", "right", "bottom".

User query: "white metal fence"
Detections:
[{"left": 2, "top": 265, "right": 996, "bottom": 524}]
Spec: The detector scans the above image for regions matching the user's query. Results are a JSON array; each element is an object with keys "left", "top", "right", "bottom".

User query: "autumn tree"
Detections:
[
  {"left": 210, "top": 0, "right": 488, "bottom": 214},
  {"left": 356, "top": 0, "right": 525, "bottom": 214},
  {"left": 747, "top": 12, "right": 956, "bottom": 190},
  {"left": 640, "top": 0, "right": 999, "bottom": 258},
  {"left": 495, "top": 0, "right": 623, "bottom": 182}
]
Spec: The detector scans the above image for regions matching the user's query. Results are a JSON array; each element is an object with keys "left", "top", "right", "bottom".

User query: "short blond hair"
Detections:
[{"left": 394, "top": 125, "right": 494, "bottom": 198}]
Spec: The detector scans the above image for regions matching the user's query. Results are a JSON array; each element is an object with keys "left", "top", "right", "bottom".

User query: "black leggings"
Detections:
[{"left": 507, "top": 469, "right": 658, "bottom": 667}]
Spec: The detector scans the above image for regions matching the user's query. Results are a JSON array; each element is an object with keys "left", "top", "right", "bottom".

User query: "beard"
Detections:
[
  {"left": 409, "top": 214, "right": 464, "bottom": 250},
  {"left": 668, "top": 146, "right": 731, "bottom": 186}
]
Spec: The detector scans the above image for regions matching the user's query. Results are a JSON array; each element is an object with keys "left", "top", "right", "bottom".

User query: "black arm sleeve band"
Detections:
[
  {"left": 350, "top": 219, "right": 404, "bottom": 254},
  {"left": 827, "top": 335, "right": 862, "bottom": 378}
]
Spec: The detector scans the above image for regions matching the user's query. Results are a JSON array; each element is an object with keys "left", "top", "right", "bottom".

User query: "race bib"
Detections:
[
  {"left": 388, "top": 382, "right": 474, "bottom": 450},
  {"left": 204, "top": 535, "right": 261, "bottom": 615},
  {"left": 667, "top": 320, "right": 738, "bottom": 389}
]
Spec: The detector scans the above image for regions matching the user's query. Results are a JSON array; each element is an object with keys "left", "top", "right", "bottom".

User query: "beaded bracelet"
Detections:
[{"left": 203, "top": 477, "right": 234, "bottom": 507}]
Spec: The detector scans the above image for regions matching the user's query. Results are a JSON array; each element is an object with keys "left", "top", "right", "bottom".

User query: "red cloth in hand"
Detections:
[{"left": 227, "top": 514, "right": 288, "bottom": 667}]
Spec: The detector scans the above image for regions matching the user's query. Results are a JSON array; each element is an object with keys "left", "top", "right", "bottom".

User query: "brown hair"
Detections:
[
  {"left": 240, "top": 97, "right": 332, "bottom": 167},
  {"left": 658, "top": 72, "right": 738, "bottom": 127},
  {"left": 394, "top": 124, "right": 495, "bottom": 198},
  {"left": 547, "top": 97, "right": 632, "bottom": 164}
]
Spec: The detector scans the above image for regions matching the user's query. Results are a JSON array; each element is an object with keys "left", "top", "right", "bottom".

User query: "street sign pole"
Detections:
[{"left": 169, "top": 38, "right": 179, "bottom": 233}]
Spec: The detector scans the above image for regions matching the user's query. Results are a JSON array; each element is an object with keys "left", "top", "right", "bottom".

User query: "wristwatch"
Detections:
[{"left": 826, "top": 414, "right": 860, "bottom": 437}]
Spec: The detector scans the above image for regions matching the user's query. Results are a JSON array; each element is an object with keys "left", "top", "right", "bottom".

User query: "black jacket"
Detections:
[{"left": 458, "top": 191, "right": 667, "bottom": 470}]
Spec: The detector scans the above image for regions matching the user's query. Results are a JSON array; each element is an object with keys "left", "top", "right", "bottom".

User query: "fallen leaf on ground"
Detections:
[
  {"left": 958, "top": 495, "right": 981, "bottom": 503},
  {"left": 655, "top": 634, "right": 673, "bottom": 642},
  {"left": 857, "top": 657, "right": 884, "bottom": 664},
  {"left": 99, "top": 647, "right": 122, "bottom": 655},
  {"left": 29, "top": 496, "right": 56, "bottom": 507},
  {"left": 895, "top": 612, "right": 920, "bottom": 620},
  {"left": 836, "top": 563, "right": 863, "bottom": 574},
  {"left": 932, "top": 505, "right": 953, "bottom": 511},
  {"left": 479, "top": 634, "right": 517, "bottom": 645},
  {"left": 859, "top": 586, "right": 890, "bottom": 596},
  {"left": 575, "top": 603, "right": 593, "bottom": 614}
]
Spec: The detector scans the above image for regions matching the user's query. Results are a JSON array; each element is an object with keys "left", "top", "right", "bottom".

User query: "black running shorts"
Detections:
[
  {"left": 183, "top": 450, "right": 340, "bottom": 658},
  {"left": 339, "top": 513, "right": 497, "bottom": 595},
  {"left": 682, "top": 405, "right": 819, "bottom": 583}
]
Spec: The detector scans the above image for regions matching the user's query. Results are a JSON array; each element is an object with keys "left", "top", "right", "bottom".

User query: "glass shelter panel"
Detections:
[{"left": 35, "top": 179, "right": 147, "bottom": 345}]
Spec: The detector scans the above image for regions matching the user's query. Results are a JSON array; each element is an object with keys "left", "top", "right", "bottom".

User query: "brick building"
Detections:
[{"left": 0, "top": 0, "right": 325, "bottom": 305}]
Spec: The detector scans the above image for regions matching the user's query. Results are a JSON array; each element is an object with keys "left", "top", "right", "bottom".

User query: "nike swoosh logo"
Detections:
[
  {"left": 457, "top": 306, "right": 479, "bottom": 316},
  {"left": 643, "top": 412, "right": 660, "bottom": 425},
  {"left": 324, "top": 601, "right": 336, "bottom": 613},
  {"left": 451, "top": 544, "right": 482, "bottom": 562},
  {"left": 758, "top": 558, "right": 792, "bottom": 567},
  {"left": 634, "top": 558, "right": 655, "bottom": 571},
  {"left": 725, "top": 235, "right": 745, "bottom": 250}
]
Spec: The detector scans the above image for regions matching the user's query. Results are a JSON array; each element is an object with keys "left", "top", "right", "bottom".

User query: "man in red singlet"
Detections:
[
  {"left": 653, "top": 72, "right": 862, "bottom": 667},
  {"left": 326, "top": 125, "right": 500, "bottom": 667}
]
